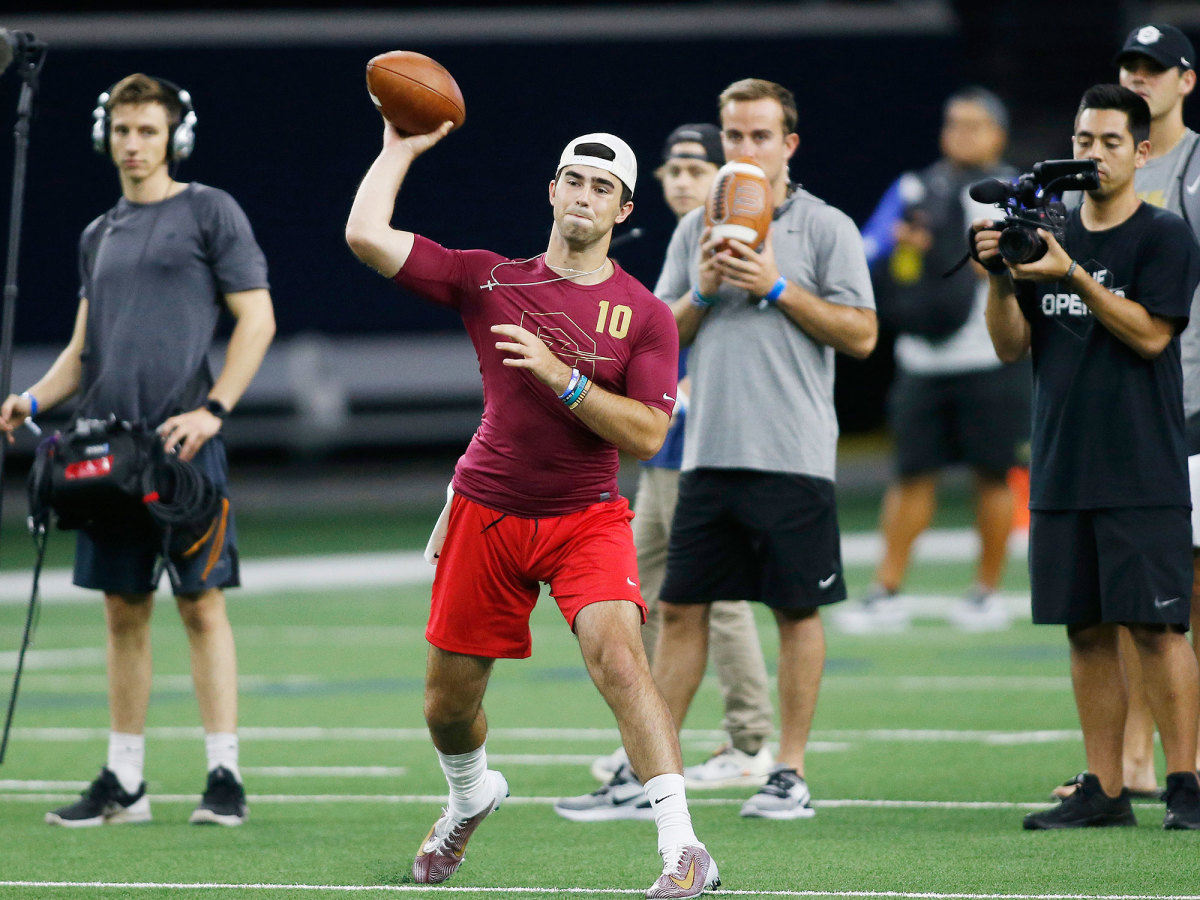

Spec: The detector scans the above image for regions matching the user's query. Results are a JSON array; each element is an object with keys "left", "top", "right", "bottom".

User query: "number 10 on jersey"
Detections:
[{"left": 596, "top": 301, "right": 631, "bottom": 339}]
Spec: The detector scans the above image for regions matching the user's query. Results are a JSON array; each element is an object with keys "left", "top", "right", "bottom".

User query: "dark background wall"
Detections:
[{"left": 0, "top": 1, "right": 1188, "bottom": 437}]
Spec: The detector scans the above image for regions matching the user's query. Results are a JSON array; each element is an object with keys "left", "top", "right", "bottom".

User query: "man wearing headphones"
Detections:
[{"left": 0, "top": 73, "right": 276, "bottom": 827}]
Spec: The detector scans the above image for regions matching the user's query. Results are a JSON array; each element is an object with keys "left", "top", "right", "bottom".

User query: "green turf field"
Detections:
[{"left": 0, "top": 492, "right": 1196, "bottom": 899}]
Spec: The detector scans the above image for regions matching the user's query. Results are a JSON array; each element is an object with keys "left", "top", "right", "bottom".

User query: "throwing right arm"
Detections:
[
  {"left": 345, "top": 120, "right": 454, "bottom": 277},
  {"left": 0, "top": 298, "right": 88, "bottom": 438}
]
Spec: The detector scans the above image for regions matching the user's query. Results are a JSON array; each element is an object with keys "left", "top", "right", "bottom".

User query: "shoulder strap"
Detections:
[{"left": 1176, "top": 131, "right": 1200, "bottom": 231}]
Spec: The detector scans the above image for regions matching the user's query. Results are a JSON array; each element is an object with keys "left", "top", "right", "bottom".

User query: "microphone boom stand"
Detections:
[{"left": 0, "top": 33, "right": 48, "bottom": 764}]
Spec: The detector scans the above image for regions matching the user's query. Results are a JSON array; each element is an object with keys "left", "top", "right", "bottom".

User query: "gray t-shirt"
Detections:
[
  {"left": 655, "top": 187, "right": 875, "bottom": 480},
  {"left": 77, "top": 183, "right": 269, "bottom": 424},
  {"left": 1134, "top": 129, "right": 1200, "bottom": 418}
]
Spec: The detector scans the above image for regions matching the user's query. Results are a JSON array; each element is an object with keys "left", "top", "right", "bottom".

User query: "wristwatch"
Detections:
[{"left": 204, "top": 398, "right": 230, "bottom": 420}]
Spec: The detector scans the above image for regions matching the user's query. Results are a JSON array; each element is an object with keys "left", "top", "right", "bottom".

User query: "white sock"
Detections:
[
  {"left": 644, "top": 773, "right": 698, "bottom": 854},
  {"left": 205, "top": 732, "right": 241, "bottom": 782},
  {"left": 107, "top": 732, "right": 145, "bottom": 795},
  {"left": 437, "top": 744, "right": 489, "bottom": 819}
]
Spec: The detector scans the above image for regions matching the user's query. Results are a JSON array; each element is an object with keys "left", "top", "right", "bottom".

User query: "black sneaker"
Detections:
[
  {"left": 189, "top": 766, "right": 248, "bottom": 826},
  {"left": 45, "top": 767, "right": 151, "bottom": 827},
  {"left": 1023, "top": 773, "right": 1135, "bottom": 830},
  {"left": 1163, "top": 771, "right": 1200, "bottom": 830}
]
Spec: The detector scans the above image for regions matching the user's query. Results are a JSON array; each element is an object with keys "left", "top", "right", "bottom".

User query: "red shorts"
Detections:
[{"left": 427, "top": 493, "right": 645, "bottom": 659}]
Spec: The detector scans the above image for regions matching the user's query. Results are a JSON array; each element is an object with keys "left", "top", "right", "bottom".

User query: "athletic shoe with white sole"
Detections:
[
  {"left": 646, "top": 844, "right": 720, "bottom": 898},
  {"left": 189, "top": 766, "right": 248, "bottom": 826},
  {"left": 590, "top": 745, "right": 630, "bottom": 783},
  {"left": 684, "top": 742, "right": 774, "bottom": 789},
  {"left": 554, "top": 762, "right": 652, "bottom": 821},
  {"left": 45, "top": 767, "right": 151, "bottom": 827},
  {"left": 739, "top": 766, "right": 816, "bottom": 819},
  {"left": 412, "top": 770, "right": 509, "bottom": 884},
  {"left": 947, "top": 591, "right": 1011, "bottom": 632},
  {"left": 832, "top": 587, "right": 909, "bottom": 634}
]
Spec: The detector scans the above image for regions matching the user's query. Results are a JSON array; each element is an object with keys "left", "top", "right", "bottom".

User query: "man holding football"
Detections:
[{"left": 654, "top": 77, "right": 876, "bottom": 819}]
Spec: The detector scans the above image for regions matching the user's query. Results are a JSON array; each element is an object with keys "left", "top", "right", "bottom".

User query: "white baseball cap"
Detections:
[{"left": 557, "top": 132, "right": 637, "bottom": 196}]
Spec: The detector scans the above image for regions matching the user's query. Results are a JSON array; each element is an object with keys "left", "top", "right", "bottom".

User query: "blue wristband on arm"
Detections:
[
  {"left": 558, "top": 368, "right": 581, "bottom": 401},
  {"left": 764, "top": 276, "right": 787, "bottom": 304},
  {"left": 691, "top": 287, "right": 716, "bottom": 308},
  {"left": 20, "top": 391, "right": 37, "bottom": 418}
]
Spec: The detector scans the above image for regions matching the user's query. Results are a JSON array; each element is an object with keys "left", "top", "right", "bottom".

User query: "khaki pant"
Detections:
[{"left": 633, "top": 466, "right": 773, "bottom": 748}]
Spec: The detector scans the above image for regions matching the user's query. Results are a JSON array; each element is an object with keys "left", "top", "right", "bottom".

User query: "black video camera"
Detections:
[{"left": 969, "top": 160, "right": 1099, "bottom": 265}]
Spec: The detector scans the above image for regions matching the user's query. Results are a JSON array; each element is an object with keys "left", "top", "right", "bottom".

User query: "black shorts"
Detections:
[
  {"left": 660, "top": 469, "right": 845, "bottom": 610},
  {"left": 888, "top": 363, "right": 1031, "bottom": 479},
  {"left": 1028, "top": 507, "right": 1192, "bottom": 628},
  {"left": 73, "top": 438, "right": 240, "bottom": 596}
]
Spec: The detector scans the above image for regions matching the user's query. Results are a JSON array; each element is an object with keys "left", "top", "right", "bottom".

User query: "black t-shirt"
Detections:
[{"left": 1015, "top": 201, "right": 1200, "bottom": 509}]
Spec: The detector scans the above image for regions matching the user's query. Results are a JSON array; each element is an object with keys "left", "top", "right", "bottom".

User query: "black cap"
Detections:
[
  {"left": 1115, "top": 23, "right": 1195, "bottom": 71},
  {"left": 661, "top": 123, "right": 723, "bottom": 165}
]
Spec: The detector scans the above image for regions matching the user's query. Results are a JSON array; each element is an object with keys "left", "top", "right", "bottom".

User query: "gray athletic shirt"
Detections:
[
  {"left": 77, "top": 183, "right": 269, "bottom": 425},
  {"left": 654, "top": 187, "right": 875, "bottom": 480},
  {"left": 1134, "top": 129, "right": 1200, "bottom": 418}
]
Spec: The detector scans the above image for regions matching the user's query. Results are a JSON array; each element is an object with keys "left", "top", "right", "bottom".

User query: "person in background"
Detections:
[
  {"left": 0, "top": 73, "right": 276, "bottom": 828},
  {"left": 837, "top": 86, "right": 1029, "bottom": 635}
]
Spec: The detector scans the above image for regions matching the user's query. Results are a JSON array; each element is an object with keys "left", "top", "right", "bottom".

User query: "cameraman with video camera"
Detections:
[{"left": 974, "top": 84, "right": 1200, "bottom": 829}]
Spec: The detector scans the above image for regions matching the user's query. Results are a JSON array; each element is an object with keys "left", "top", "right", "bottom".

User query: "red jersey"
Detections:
[{"left": 394, "top": 236, "right": 679, "bottom": 517}]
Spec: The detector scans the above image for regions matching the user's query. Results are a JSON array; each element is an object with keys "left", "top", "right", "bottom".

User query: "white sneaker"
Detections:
[
  {"left": 554, "top": 762, "right": 652, "bottom": 821},
  {"left": 739, "top": 766, "right": 815, "bottom": 820},
  {"left": 833, "top": 591, "right": 910, "bottom": 634},
  {"left": 947, "top": 592, "right": 1011, "bottom": 632},
  {"left": 684, "top": 743, "right": 774, "bottom": 789},
  {"left": 590, "top": 745, "right": 629, "bottom": 783},
  {"left": 646, "top": 844, "right": 720, "bottom": 898}
]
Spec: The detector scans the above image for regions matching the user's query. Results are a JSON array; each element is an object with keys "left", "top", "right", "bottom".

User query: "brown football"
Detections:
[
  {"left": 365, "top": 50, "right": 466, "bottom": 135},
  {"left": 705, "top": 157, "right": 773, "bottom": 250}
]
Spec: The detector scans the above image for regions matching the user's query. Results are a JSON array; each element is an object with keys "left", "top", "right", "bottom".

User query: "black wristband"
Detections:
[{"left": 205, "top": 398, "right": 230, "bottom": 420}]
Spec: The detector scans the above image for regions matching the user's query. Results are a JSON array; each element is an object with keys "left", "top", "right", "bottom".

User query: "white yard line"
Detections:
[
  {"left": 7, "top": 726, "right": 1081, "bottom": 744},
  {"left": 0, "top": 528, "right": 1030, "bottom": 605},
  {"left": 0, "top": 880, "right": 1192, "bottom": 899},
  {"left": 0, "top": 792, "right": 1135, "bottom": 811}
]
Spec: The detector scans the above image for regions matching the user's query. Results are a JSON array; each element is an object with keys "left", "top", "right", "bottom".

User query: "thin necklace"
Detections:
[{"left": 480, "top": 253, "right": 609, "bottom": 291}]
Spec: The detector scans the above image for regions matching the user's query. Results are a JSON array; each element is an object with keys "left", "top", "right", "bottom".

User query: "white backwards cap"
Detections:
[{"left": 557, "top": 132, "right": 637, "bottom": 196}]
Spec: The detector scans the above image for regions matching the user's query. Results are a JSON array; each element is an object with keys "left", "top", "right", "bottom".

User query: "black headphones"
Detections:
[{"left": 91, "top": 76, "right": 197, "bottom": 162}]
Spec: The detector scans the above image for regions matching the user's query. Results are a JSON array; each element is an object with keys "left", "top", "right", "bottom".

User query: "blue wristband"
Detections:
[
  {"left": 20, "top": 391, "right": 38, "bottom": 418},
  {"left": 563, "top": 374, "right": 589, "bottom": 407},
  {"left": 764, "top": 276, "right": 787, "bottom": 304},
  {"left": 691, "top": 287, "right": 716, "bottom": 308},
  {"left": 558, "top": 368, "right": 581, "bottom": 401}
]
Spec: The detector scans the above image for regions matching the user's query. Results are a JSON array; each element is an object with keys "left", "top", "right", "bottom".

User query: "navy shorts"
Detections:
[
  {"left": 1028, "top": 506, "right": 1192, "bottom": 628},
  {"left": 73, "top": 437, "right": 240, "bottom": 596},
  {"left": 888, "top": 363, "right": 1031, "bottom": 480},
  {"left": 660, "top": 468, "right": 845, "bottom": 610}
]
